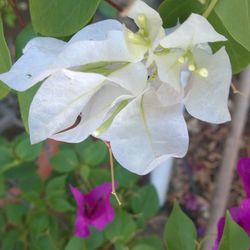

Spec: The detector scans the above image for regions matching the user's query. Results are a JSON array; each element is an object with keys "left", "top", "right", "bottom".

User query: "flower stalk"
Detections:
[{"left": 104, "top": 141, "right": 122, "bottom": 206}]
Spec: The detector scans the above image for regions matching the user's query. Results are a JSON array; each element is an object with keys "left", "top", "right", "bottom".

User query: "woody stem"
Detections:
[
  {"left": 105, "top": 0, "right": 123, "bottom": 12},
  {"left": 104, "top": 141, "right": 122, "bottom": 206}
]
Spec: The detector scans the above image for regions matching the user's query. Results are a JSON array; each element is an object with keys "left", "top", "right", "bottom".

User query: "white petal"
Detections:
[
  {"left": 154, "top": 50, "right": 183, "bottom": 91},
  {"left": 108, "top": 62, "right": 147, "bottom": 96},
  {"left": 0, "top": 37, "right": 66, "bottom": 91},
  {"left": 104, "top": 89, "right": 189, "bottom": 175},
  {"left": 53, "top": 30, "right": 134, "bottom": 70},
  {"left": 124, "top": 0, "right": 163, "bottom": 41},
  {"left": 184, "top": 47, "right": 231, "bottom": 123},
  {"left": 69, "top": 19, "right": 122, "bottom": 43},
  {"left": 51, "top": 84, "right": 129, "bottom": 143},
  {"left": 156, "top": 82, "right": 182, "bottom": 106},
  {"left": 29, "top": 70, "right": 106, "bottom": 144},
  {"left": 160, "top": 13, "right": 226, "bottom": 49}
]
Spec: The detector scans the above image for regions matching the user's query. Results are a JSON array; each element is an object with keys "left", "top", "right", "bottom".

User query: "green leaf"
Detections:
[
  {"left": 29, "top": 0, "right": 101, "bottom": 37},
  {"left": 131, "top": 185, "right": 159, "bottom": 220},
  {"left": 208, "top": 12, "right": 250, "bottom": 74},
  {"left": 132, "top": 236, "right": 164, "bottom": 250},
  {"left": 164, "top": 202, "right": 197, "bottom": 250},
  {"left": 85, "top": 229, "right": 105, "bottom": 250},
  {"left": 218, "top": 212, "right": 250, "bottom": 250},
  {"left": 99, "top": 0, "right": 117, "bottom": 18},
  {"left": 4, "top": 204, "right": 26, "bottom": 225},
  {"left": 18, "top": 83, "right": 41, "bottom": 132},
  {"left": 0, "top": 16, "right": 11, "bottom": 99},
  {"left": 46, "top": 175, "right": 66, "bottom": 198},
  {"left": 214, "top": 0, "right": 250, "bottom": 51},
  {"left": 29, "top": 213, "right": 50, "bottom": 234},
  {"left": 51, "top": 149, "right": 79, "bottom": 173},
  {"left": 159, "top": 0, "right": 205, "bottom": 28},
  {"left": 2, "top": 229, "right": 22, "bottom": 250},
  {"left": 65, "top": 237, "right": 87, "bottom": 250},
  {"left": 132, "top": 245, "right": 155, "bottom": 250},
  {"left": 115, "top": 162, "right": 139, "bottom": 188},
  {"left": 81, "top": 140, "right": 108, "bottom": 166},
  {"left": 14, "top": 134, "right": 43, "bottom": 162},
  {"left": 50, "top": 198, "right": 74, "bottom": 212},
  {"left": 15, "top": 24, "right": 37, "bottom": 59},
  {"left": 105, "top": 210, "right": 136, "bottom": 243}
]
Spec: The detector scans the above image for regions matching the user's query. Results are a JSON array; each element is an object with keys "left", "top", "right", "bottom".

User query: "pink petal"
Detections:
[
  {"left": 70, "top": 185, "right": 84, "bottom": 211},
  {"left": 74, "top": 214, "right": 90, "bottom": 238}
]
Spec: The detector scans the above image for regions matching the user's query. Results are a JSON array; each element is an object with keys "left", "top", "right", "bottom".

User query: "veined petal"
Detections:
[
  {"left": 54, "top": 30, "right": 134, "bottom": 70},
  {"left": 184, "top": 47, "right": 231, "bottom": 124},
  {"left": 124, "top": 0, "right": 163, "bottom": 41},
  {"left": 107, "top": 62, "right": 148, "bottom": 96},
  {"left": 69, "top": 19, "right": 122, "bottom": 43},
  {"left": 0, "top": 37, "right": 66, "bottom": 91},
  {"left": 154, "top": 50, "right": 184, "bottom": 92},
  {"left": 104, "top": 89, "right": 189, "bottom": 175},
  {"left": 50, "top": 84, "right": 130, "bottom": 143},
  {"left": 29, "top": 70, "right": 106, "bottom": 144},
  {"left": 160, "top": 13, "right": 226, "bottom": 49}
]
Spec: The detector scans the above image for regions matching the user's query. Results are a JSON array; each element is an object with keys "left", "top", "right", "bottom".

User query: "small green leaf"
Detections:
[
  {"left": 51, "top": 198, "right": 74, "bottom": 212},
  {"left": 18, "top": 83, "right": 41, "bottom": 132},
  {"left": 51, "top": 149, "right": 79, "bottom": 173},
  {"left": 0, "top": 16, "right": 11, "bottom": 99},
  {"left": 14, "top": 134, "right": 43, "bottom": 162},
  {"left": 15, "top": 24, "right": 37, "bottom": 59},
  {"left": 4, "top": 204, "right": 26, "bottom": 225},
  {"left": 159, "top": 0, "right": 205, "bottom": 28},
  {"left": 115, "top": 162, "right": 139, "bottom": 188},
  {"left": 132, "top": 245, "right": 155, "bottom": 250},
  {"left": 29, "top": 213, "right": 50, "bottom": 233},
  {"left": 81, "top": 140, "right": 108, "bottom": 166},
  {"left": 215, "top": 0, "right": 250, "bottom": 51},
  {"left": 65, "top": 237, "right": 87, "bottom": 250},
  {"left": 131, "top": 185, "right": 159, "bottom": 220},
  {"left": 132, "top": 236, "right": 164, "bottom": 250},
  {"left": 46, "top": 175, "right": 66, "bottom": 197},
  {"left": 29, "top": 0, "right": 102, "bottom": 37},
  {"left": 99, "top": 0, "right": 117, "bottom": 18},
  {"left": 164, "top": 202, "right": 197, "bottom": 250},
  {"left": 218, "top": 212, "right": 250, "bottom": 250},
  {"left": 105, "top": 210, "right": 136, "bottom": 243}
]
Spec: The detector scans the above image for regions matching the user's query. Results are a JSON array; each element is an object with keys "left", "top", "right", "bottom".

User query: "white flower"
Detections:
[
  {"left": 122, "top": 1, "right": 231, "bottom": 124},
  {"left": 156, "top": 13, "right": 231, "bottom": 123}
]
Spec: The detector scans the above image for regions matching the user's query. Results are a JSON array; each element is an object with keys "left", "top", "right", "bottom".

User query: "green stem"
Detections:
[{"left": 203, "top": 0, "right": 219, "bottom": 18}]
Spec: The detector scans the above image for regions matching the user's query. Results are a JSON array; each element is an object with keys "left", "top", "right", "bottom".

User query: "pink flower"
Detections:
[
  {"left": 213, "top": 158, "right": 250, "bottom": 249},
  {"left": 70, "top": 183, "right": 115, "bottom": 237}
]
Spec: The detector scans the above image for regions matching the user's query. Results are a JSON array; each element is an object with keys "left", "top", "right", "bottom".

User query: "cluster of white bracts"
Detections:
[{"left": 0, "top": 0, "right": 232, "bottom": 175}]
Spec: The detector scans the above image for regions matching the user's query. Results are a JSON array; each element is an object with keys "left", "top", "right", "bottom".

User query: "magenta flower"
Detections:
[
  {"left": 70, "top": 183, "right": 115, "bottom": 238},
  {"left": 213, "top": 158, "right": 250, "bottom": 249}
]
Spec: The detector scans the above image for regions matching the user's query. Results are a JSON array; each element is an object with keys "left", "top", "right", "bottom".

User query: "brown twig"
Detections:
[
  {"left": 105, "top": 0, "right": 123, "bottom": 12},
  {"left": 7, "top": 0, "right": 25, "bottom": 28},
  {"left": 203, "top": 66, "right": 250, "bottom": 250}
]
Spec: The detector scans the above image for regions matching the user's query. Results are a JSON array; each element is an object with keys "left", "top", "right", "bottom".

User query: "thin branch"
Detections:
[
  {"left": 203, "top": 0, "right": 218, "bottom": 18},
  {"left": 105, "top": 0, "right": 123, "bottom": 12},
  {"left": 7, "top": 0, "right": 25, "bottom": 28},
  {"left": 202, "top": 66, "right": 250, "bottom": 250}
]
